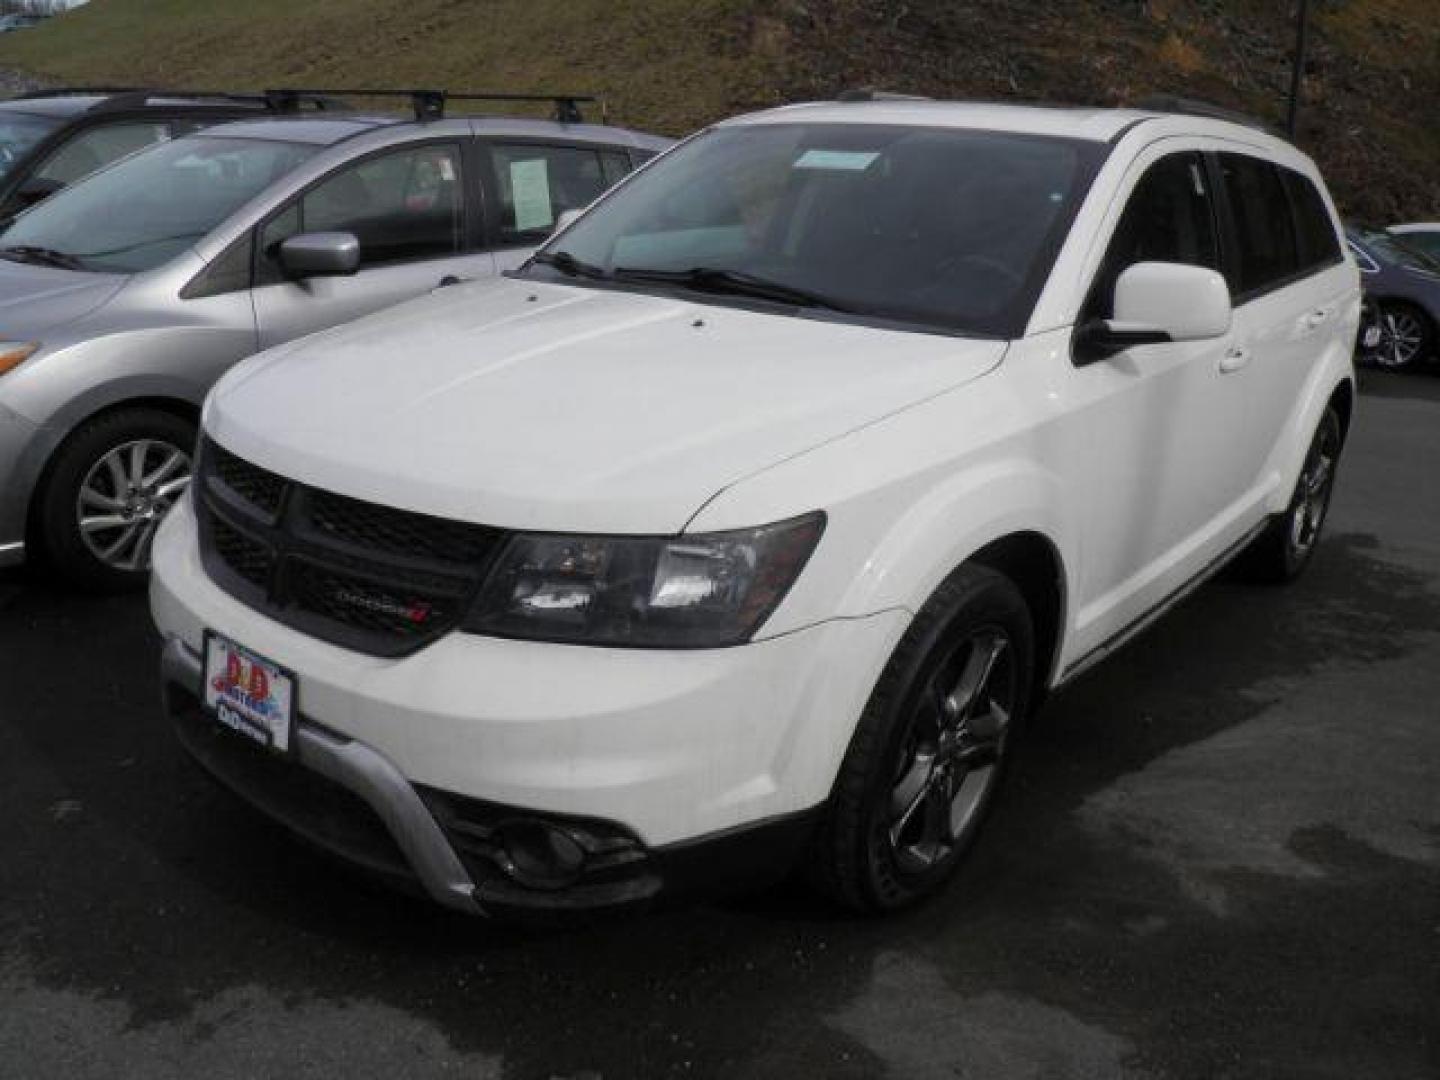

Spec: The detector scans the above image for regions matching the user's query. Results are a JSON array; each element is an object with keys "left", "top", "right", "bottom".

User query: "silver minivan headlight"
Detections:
[{"left": 0, "top": 342, "right": 39, "bottom": 377}]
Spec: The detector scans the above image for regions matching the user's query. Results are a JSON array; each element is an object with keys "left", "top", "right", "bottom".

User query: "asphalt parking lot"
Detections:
[{"left": 1, "top": 371, "right": 1437, "bottom": 1080}]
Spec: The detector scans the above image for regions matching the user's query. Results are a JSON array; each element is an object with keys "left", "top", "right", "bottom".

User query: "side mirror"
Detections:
[
  {"left": 15, "top": 175, "right": 63, "bottom": 207},
  {"left": 278, "top": 231, "right": 360, "bottom": 279},
  {"left": 553, "top": 208, "right": 583, "bottom": 234},
  {"left": 1076, "top": 261, "right": 1232, "bottom": 363}
]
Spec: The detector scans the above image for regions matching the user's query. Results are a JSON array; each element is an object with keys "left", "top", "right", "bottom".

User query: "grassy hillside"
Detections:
[{"left": 1, "top": 0, "right": 1435, "bottom": 222}]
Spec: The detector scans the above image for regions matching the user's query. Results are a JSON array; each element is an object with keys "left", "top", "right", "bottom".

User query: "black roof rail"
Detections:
[
  {"left": 12, "top": 86, "right": 349, "bottom": 114},
  {"left": 1133, "top": 94, "right": 1282, "bottom": 136},
  {"left": 13, "top": 85, "right": 147, "bottom": 99},
  {"left": 836, "top": 88, "right": 932, "bottom": 103},
  {"left": 270, "top": 88, "right": 604, "bottom": 124}
]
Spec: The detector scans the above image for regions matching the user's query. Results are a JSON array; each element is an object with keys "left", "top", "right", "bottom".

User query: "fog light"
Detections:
[{"left": 496, "top": 820, "right": 588, "bottom": 890}]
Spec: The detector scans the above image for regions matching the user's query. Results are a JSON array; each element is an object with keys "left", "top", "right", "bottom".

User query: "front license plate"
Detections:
[
  {"left": 1362, "top": 325, "right": 1383, "bottom": 349},
  {"left": 202, "top": 631, "right": 297, "bottom": 755}
]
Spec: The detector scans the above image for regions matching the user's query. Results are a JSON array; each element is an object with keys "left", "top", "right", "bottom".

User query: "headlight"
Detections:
[
  {"left": 0, "top": 342, "right": 39, "bottom": 377},
  {"left": 462, "top": 512, "right": 825, "bottom": 647}
]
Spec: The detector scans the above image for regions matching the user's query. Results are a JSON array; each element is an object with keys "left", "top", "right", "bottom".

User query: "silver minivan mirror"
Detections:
[{"left": 278, "top": 231, "right": 361, "bottom": 279}]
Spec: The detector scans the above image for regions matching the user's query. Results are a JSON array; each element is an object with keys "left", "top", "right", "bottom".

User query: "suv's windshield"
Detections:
[
  {"left": 0, "top": 135, "right": 316, "bottom": 274},
  {"left": 0, "top": 112, "right": 60, "bottom": 181},
  {"left": 525, "top": 122, "right": 1103, "bottom": 337}
]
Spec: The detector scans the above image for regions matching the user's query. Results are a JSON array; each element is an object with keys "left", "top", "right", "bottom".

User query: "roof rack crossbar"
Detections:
[{"left": 268, "top": 88, "right": 602, "bottom": 124}]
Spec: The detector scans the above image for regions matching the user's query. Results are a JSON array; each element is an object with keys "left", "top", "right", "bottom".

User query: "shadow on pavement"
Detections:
[{"left": 2, "top": 526, "right": 1437, "bottom": 1077}]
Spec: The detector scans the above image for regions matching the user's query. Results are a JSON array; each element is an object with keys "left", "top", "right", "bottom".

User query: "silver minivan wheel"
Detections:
[
  {"left": 36, "top": 405, "right": 197, "bottom": 591},
  {"left": 74, "top": 438, "right": 192, "bottom": 572}
]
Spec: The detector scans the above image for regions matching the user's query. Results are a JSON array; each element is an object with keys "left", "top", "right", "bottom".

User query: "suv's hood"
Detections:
[
  {"left": 208, "top": 277, "right": 1005, "bottom": 533},
  {"left": 0, "top": 260, "right": 126, "bottom": 336}
]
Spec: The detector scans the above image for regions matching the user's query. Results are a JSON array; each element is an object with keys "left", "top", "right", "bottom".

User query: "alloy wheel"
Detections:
[
  {"left": 885, "top": 626, "right": 1016, "bottom": 875},
  {"left": 1377, "top": 309, "right": 1425, "bottom": 369},
  {"left": 75, "top": 438, "right": 192, "bottom": 572},
  {"left": 1288, "top": 420, "right": 1339, "bottom": 560}
]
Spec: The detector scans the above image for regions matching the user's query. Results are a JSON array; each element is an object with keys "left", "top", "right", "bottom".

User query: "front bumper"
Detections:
[
  {"left": 162, "top": 634, "right": 825, "bottom": 917},
  {"left": 0, "top": 403, "right": 40, "bottom": 566},
  {"left": 152, "top": 501, "right": 906, "bottom": 915},
  {"left": 163, "top": 635, "right": 475, "bottom": 910}
]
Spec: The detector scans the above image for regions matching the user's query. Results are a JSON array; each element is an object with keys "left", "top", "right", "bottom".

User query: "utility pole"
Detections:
[{"left": 1286, "top": 0, "right": 1310, "bottom": 137}]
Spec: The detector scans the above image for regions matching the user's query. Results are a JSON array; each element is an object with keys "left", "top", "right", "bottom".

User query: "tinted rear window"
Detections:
[{"left": 1219, "top": 153, "right": 1301, "bottom": 296}]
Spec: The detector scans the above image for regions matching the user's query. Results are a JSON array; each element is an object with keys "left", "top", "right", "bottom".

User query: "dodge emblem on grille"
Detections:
[{"left": 332, "top": 586, "right": 433, "bottom": 624}]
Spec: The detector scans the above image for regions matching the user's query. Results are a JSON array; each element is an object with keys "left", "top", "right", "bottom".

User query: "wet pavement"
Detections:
[{"left": 1, "top": 371, "right": 1436, "bottom": 1079}]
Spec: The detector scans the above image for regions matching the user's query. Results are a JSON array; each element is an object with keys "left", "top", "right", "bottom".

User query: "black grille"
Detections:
[
  {"left": 196, "top": 439, "right": 503, "bottom": 657},
  {"left": 211, "top": 441, "right": 286, "bottom": 518},
  {"left": 210, "top": 515, "right": 274, "bottom": 589},
  {"left": 309, "top": 488, "right": 496, "bottom": 563}
]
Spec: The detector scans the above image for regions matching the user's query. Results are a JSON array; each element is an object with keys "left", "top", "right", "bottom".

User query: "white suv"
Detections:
[{"left": 150, "top": 99, "right": 1358, "bottom": 918}]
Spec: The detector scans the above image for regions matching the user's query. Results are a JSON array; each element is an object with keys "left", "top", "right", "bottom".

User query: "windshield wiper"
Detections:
[
  {"left": 0, "top": 244, "right": 86, "bottom": 271},
  {"left": 531, "top": 249, "right": 610, "bottom": 279},
  {"left": 613, "top": 266, "right": 850, "bottom": 312}
]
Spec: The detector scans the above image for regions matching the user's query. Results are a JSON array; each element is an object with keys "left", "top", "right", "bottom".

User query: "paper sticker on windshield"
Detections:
[
  {"left": 510, "top": 158, "right": 554, "bottom": 232},
  {"left": 794, "top": 149, "right": 879, "bottom": 171}
]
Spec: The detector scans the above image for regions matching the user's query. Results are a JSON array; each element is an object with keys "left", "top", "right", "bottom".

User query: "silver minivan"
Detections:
[{"left": 0, "top": 95, "right": 669, "bottom": 587}]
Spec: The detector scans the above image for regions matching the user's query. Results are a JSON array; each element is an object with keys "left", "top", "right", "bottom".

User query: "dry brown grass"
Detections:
[
  {"left": 0, "top": 0, "right": 783, "bottom": 135},
  {"left": 2, "top": 0, "right": 1435, "bottom": 220}
]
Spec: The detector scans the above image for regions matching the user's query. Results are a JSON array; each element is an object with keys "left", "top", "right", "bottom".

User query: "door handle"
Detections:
[
  {"left": 1220, "top": 347, "right": 1251, "bottom": 373},
  {"left": 1304, "top": 309, "right": 1328, "bottom": 329},
  {"left": 436, "top": 275, "right": 465, "bottom": 289}
]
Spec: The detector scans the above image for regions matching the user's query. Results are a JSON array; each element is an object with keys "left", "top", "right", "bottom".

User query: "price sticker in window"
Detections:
[{"left": 510, "top": 158, "right": 553, "bottom": 231}]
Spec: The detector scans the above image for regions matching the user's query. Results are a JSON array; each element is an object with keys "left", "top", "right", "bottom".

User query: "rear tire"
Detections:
[
  {"left": 808, "top": 564, "right": 1034, "bottom": 912},
  {"left": 1238, "top": 405, "right": 1343, "bottom": 584},
  {"left": 33, "top": 406, "right": 196, "bottom": 592}
]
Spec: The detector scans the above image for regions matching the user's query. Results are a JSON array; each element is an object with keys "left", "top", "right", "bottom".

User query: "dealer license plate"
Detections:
[{"left": 202, "top": 631, "right": 297, "bottom": 755}]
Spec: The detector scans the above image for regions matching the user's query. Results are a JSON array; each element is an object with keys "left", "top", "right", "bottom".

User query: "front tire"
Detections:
[
  {"left": 33, "top": 406, "right": 196, "bottom": 592},
  {"left": 809, "top": 564, "right": 1034, "bottom": 912}
]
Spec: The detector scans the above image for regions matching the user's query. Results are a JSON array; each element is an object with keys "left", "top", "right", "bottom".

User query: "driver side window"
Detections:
[
  {"left": 1085, "top": 152, "right": 1220, "bottom": 320},
  {"left": 258, "top": 144, "right": 465, "bottom": 283}
]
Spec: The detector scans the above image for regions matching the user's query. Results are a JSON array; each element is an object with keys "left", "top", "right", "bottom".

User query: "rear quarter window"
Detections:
[
  {"left": 487, "top": 143, "right": 635, "bottom": 245},
  {"left": 1280, "top": 168, "right": 1342, "bottom": 272}
]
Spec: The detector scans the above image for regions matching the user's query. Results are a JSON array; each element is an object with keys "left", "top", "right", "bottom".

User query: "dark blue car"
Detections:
[{"left": 1347, "top": 228, "right": 1440, "bottom": 371}]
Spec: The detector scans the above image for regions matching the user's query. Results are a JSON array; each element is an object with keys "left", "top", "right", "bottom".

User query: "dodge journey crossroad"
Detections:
[{"left": 151, "top": 98, "right": 1358, "bottom": 918}]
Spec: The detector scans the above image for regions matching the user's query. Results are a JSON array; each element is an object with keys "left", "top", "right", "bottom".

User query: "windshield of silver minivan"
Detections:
[
  {"left": 525, "top": 123, "right": 1102, "bottom": 337},
  {"left": 0, "top": 112, "right": 60, "bottom": 180},
  {"left": 0, "top": 135, "right": 316, "bottom": 273}
]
